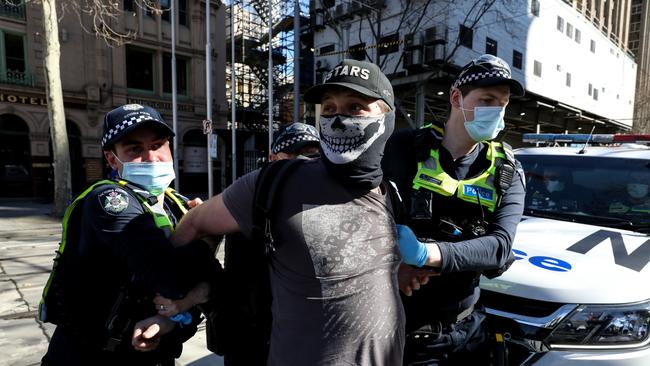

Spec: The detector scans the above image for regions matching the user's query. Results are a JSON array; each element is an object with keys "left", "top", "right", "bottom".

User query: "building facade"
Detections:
[
  {"left": 0, "top": 0, "right": 227, "bottom": 198},
  {"left": 628, "top": 0, "right": 650, "bottom": 132},
  {"left": 311, "top": 0, "right": 637, "bottom": 145}
]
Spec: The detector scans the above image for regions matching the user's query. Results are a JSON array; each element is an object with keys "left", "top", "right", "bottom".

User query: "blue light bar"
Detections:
[{"left": 523, "top": 133, "right": 615, "bottom": 144}]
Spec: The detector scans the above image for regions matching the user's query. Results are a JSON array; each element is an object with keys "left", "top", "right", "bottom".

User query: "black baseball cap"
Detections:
[
  {"left": 271, "top": 123, "right": 320, "bottom": 154},
  {"left": 452, "top": 54, "right": 525, "bottom": 96},
  {"left": 102, "top": 104, "right": 174, "bottom": 149},
  {"left": 304, "top": 59, "right": 394, "bottom": 110}
]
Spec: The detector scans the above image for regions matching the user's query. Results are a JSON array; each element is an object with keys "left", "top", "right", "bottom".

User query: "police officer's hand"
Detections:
[
  {"left": 154, "top": 282, "right": 210, "bottom": 316},
  {"left": 396, "top": 224, "right": 429, "bottom": 267},
  {"left": 153, "top": 294, "right": 182, "bottom": 317},
  {"left": 132, "top": 314, "right": 175, "bottom": 352},
  {"left": 398, "top": 263, "right": 438, "bottom": 296},
  {"left": 187, "top": 198, "right": 203, "bottom": 209}
]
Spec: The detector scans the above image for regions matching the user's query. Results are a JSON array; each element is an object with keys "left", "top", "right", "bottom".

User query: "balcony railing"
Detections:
[
  {"left": 1, "top": 70, "right": 34, "bottom": 87},
  {"left": 0, "top": 2, "right": 26, "bottom": 20}
]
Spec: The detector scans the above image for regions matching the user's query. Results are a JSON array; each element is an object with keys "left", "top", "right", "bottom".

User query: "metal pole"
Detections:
[
  {"left": 230, "top": 1, "right": 237, "bottom": 183},
  {"left": 206, "top": 0, "right": 213, "bottom": 197},
  {"left": 171, "top": 0, "right": 179, "bottom": 190},
  {"left": 293, "top": 0, "right": 300, "bottom": 123},
  {"left": 268, "top": 0, "right": 273, "bottom": 153}
]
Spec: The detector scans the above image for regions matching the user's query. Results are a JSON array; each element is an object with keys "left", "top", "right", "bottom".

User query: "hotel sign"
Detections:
[
  {"left": 0, "top": 91, "right": 47, "bottom": 106},
  {"left": 127, "top": 97, "right": 194, "bottom": 113}
]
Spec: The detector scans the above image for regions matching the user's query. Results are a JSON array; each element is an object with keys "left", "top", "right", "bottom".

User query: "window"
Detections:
[
  {"left": 485, "top": 37, "right": 497, "bottom": 56},
  {"left": 161, "top": 0, "right": 187, "bottom": 26},
  {"left": 531, "top": 0, "right": 540, "bottom": 16},
  {"left": 593, "top": 88, "right": 598, "bottom": 100},
  {"left": 178, "top": 0, "right": 188, "bottom": 26},
  {"left": 566, "top": 23, "right": 573, "bottom": 38},
  {"left": 0, "top": 0, "right": 25, "bottom": 19},
  {"left": 566, "top": 72, "right": 571, "bottom": 87},
  {"left": 0, "top": 31, "right": 28, "bottom": 85},
  {"left": 588, "top": 83, "right": 593, "bottom": 96},
  {"left": 459, "top": 25, "right": 473, "bottom": 49},
  {"left": 379, "top": 33, "right": 399, "bottom": 56},
  {"left": 4, "top": 32, "right": 25, "bottom": 73},
  {"left": 533, "top": 60, "right": 542, "bottom": 77},
  {"left": 348, "top": 43, "right": 366, "bottom": 61},
  {"left": 557, "top": 16, "right": 564, "bottom": 32},
  {"left": 590, "top": 39, "right": 596, "bottom": 53},
  {"left": 575, "top": 28, "right": 581, "bottom": 43},
  {"left": 162, "top": 2, "right": 170, "bottom": 21},
  {"left": 126, "top": 47, "right": 154, "bottom": 91},
  {"left": 319, "top": 44, "right": 335, "bottom": 56},
  {"left": 162, "top": 53, "right": 189, "bottom": 96},
  {"left": 512, "top": 50, "right": 523, "bottom": 69}
]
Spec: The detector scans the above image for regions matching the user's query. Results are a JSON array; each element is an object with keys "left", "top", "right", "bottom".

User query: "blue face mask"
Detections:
[
  {"left": 460, "top": 96, "right": 505, "bottom": 142},
  {"left": 113, "top": 153, "right": 176, "bottom": 196}
]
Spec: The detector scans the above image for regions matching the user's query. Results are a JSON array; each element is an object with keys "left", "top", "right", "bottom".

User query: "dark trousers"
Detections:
[
  {"left": 403, "top": 311, "right": 490, "bottom": 366},
  {"left": 42, "top": 327, "right": 176, "bottom": 366}
]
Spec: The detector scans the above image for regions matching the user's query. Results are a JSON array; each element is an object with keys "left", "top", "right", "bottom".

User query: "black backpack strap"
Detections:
[
  {"left": 252, "top": 159, "right": 306, "bottom": 255},
  {"left": 414, "top": 125, "right": 444, "bottom": 162},
  {"left": 384, "top": 179, "right": 407, "bottom": 225}
]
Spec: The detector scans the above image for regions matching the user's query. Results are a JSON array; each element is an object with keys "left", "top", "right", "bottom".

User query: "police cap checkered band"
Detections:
[
  {"left": 452, "top": 54, "right": 524, "bottom": 96},
  {"left": 304, "top": 59, "right": 394, "bottom": 110},
  {"left": 102, "top": 104, "right": 175, "bottom": 148},
  {"left": 271, "top": 123, "right": 320, "bottom": 154}
]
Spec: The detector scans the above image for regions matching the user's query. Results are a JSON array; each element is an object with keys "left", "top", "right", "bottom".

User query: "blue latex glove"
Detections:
[
  {"left": 170, "top": 311, "right": 193, "bottom": 326},
  {"left": 396, "top": 224, "right": 428, "bottom": 267}
]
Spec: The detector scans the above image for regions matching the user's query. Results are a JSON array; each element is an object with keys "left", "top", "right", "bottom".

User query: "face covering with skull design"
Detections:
[{"left": 319, "top": 110, "right": 395, "bottom": 189}]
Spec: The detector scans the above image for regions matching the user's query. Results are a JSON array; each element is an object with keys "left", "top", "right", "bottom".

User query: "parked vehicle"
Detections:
[{"left": 480, "top": 134, "right": 650, "bottom": 365}]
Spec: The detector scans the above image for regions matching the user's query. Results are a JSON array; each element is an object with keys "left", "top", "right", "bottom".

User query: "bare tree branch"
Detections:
[{"left": 56, "top": 0, "right": 160, "bottom": 47}]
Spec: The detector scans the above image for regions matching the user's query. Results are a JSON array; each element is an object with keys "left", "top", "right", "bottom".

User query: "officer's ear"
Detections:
[
  {"left": 450, "top": 88, "right": 462, "bottom": 110},
  {"left": 104, "top": 149, "right": 119, "bottom": 171}
]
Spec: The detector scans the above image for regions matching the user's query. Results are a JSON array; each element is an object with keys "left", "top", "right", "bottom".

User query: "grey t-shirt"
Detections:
[{"left": 222, "top": 159, "right": 405, "bottom": 366}]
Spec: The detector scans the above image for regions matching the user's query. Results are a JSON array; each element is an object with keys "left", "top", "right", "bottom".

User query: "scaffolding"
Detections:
[{"left": 225, "top": 0, "right": 311, "bottom": 133}]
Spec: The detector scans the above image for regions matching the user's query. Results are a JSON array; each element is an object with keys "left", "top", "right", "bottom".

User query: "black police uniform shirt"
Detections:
[
  {"left": 382, "top": 128, "right": 526, "bottom": 328},
  {"left": 222, "top": 158, "right": 405, "bottom": 366},
  {"left": 44, "top": 184, "right": 206, "bottom": 364}
]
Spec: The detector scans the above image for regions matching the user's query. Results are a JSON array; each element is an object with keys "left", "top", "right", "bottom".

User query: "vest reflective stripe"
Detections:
[
  {"left": 421, "top": 123, "right": 445, "bottom": 137},
  {"left": 165, "top": 187, "right": 189, "bottom": 216},
  {"left": 412, "top": 142, "right": 508, "bottom": 212}
]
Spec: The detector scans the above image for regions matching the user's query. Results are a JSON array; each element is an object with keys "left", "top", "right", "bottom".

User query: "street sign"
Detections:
[{"left": 209, "top": 134, "right": 218, "bottom": 159}]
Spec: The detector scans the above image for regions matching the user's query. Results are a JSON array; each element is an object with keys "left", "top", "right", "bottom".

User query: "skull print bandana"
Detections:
[{"left": 319, "top": 110, "right": 395, "bottom": 189}]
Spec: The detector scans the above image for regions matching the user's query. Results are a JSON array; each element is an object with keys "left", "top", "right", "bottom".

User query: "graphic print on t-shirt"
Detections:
[{"left": 302, "top": 203, "right": 400, "bottom": 342}]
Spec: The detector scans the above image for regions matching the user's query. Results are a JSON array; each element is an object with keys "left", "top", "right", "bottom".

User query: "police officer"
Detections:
[
  {"left": 268, "top": 122, "right": 321, "bottom": 161},
  {"left": 40, "top": 104, "right": 217, "bottom": 366},
  {"left": 382, "top": 54, "right": 527, "bottom": 365}
]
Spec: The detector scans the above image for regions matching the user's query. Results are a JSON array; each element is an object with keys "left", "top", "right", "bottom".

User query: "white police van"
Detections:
[{"left": 480, "top": 133, "right": 650, "bottom": 365}]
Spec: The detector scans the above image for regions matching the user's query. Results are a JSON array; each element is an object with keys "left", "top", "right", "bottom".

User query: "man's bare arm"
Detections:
[{"left": 172, "top": 194, "right": 240, "bottom": 246}]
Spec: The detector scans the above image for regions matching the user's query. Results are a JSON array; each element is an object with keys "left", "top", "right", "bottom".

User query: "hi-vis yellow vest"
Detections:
[
  {"left": 412, "top": 142, "right": 511, "bottom": 212},
  {"left": 38, "top": 179, "right": 188, "bottom": 324}
]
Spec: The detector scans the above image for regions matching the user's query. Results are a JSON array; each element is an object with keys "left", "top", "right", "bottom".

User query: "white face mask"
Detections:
[
  {"left": 627, "top": 183, "right": 648, "bottom": 199},
  {"left": 459, "top": 95, "right": 506, "bottom": 142},
  {"left": 318, "top": 114, "right": 386, "bottom": 164},
  {"left": 545, "top": 180, "right": 565, "bottom": 193},
  {"left": 113, "top": 153, "right": 176, "bottom": 196}
]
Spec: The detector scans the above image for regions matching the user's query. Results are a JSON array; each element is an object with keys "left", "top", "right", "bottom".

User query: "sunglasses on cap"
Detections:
[{"left": 457, "top": 54, "right": 512, "bottom": 79}]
